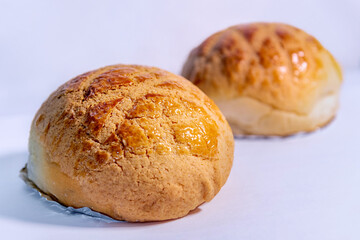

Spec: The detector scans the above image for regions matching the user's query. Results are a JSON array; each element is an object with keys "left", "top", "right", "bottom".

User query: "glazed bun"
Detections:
[
  {"left": 182, "top": 23, "right": 342, "bottom": 136},
  {"left": 27, "top": 64, "right": 234, "bottom": 222}
]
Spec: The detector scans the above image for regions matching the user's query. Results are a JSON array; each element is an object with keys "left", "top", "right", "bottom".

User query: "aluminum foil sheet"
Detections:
[{"left": 19, "top": 165, "right": 120, "bottom": 223}]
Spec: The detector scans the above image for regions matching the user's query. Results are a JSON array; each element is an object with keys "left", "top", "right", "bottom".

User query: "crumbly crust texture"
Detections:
[
  {"left": 28, "top": 64, "right": 234, "bottom": 222},
  {"left": 182, "top": 23, "right": 342, "bottom": 136}
]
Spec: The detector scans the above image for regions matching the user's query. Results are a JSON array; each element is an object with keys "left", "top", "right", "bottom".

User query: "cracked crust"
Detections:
[
  {"left": 182, "top": 22, "right": 342, "bottom": 136},
  {"left": 27, "top": 64, "right": 234, "bottom": 222}
]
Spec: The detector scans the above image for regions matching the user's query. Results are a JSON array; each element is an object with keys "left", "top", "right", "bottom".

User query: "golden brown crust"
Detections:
[
  {"left": 28, "top": 64, "right": 234, "bottom": 222},
  {"left": 182, "top": 22, "right": 342, "bottom": 113},
  {"left": 182, "top": 22, "right": 342, "bottom": 136}
]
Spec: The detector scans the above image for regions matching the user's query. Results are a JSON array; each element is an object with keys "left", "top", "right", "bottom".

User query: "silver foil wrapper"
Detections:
[{"left": 20, "top": 165, "right": 120, "bottom": 223}]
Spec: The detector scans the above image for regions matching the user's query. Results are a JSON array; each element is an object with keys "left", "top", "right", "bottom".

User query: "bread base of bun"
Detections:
[
  {"left": 216, "top": 93, "right": 339, "bottom": 137},
  {"left": 28, "top": 128, "right": 91, "bottom": 209},
  {"left": 27, "top": 127, "right": 218, "bottom": 222}
]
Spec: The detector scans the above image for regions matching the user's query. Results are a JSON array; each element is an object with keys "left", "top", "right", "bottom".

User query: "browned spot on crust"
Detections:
[
  {"left": 64, "top": 71, "right": 93, "bottom": 92},
  {"left": 136, "top": 73, "right": 153, "bottom": 82},
  {"left": 236, "top": 25, "right": 258, "bottom": 41},
  {"left": 145, "top": 93, "right": 165, "bottom": 99},
  {"left": 44, "top": 123, "right": 51, "bottom": 136},
  {"left": 258, "top": 37, "right": 283, "bottom": 68},
  {"left": 109, "top": 144, "right": 123, "bottom": 159},
  {"left": 103, "top": 133, "right": 124, "bottom": 159},
  {"left": 137, "top": 118, "right": 162, "bottom": 140},
  {"left": 86, "top": 98, "right": 122, "bottom": 134},
  {"left": 36, "top": 114, "right": 44, "bottom": 126},
  {"left": 127, "top": 97, "right": 162, "bottom": 119},
  {"left": 275, "top": 27, "right": 291, "bottom": 40},
  {"left": 77, "top": 149, "right": 110, "bottom": 171},
  {"left": 153, "top": 70, "right": 169, "bottom": 78},
  {"left": 197, "top": 31, "right": 224, "bottom": 56},
  {"left": 104, "top": 132, "right": 119, "bottom": 144},
  {"left": 117, "top": 120, "right": 149, "bottom": 154},
  {"left": 95, "top": 150, "right": 109, "bottom": 165},
  {"left": 127, "top": 94, "right": 168, "bottom": 119},
  {"left": 213, "top": 31, "right": 237, "bottom": 53},
  {"left": 157, "top": 80, "right": 186, "bottom": 90},
  {"left": 81, "top": 139, "right": 94, "bottom": 152},
  {"left": 84, "top": 67, "right": 136, "bottom": 99}
]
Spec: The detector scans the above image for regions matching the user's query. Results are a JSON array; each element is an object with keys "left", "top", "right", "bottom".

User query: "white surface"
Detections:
[
  {"left": 1, "top": 0, "right": 360, "bottom": 116},
  {"left": 0, "top": 71, "right": 359, "bottom": 240}
]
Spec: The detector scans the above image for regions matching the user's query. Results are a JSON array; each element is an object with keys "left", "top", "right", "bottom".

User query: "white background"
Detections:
[
  {"left": 1, "top": 1, "right": 360, "bottom": 239},
  {"left": 1, "top": 0, "right": 360, "bottom": 116}
]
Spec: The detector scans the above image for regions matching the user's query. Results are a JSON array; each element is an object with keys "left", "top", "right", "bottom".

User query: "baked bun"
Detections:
[
  {"left": 27, "top": 64, "right": 234, "bottom": 222},
  {"left": 182, "top": 23, "right": 342, "bottom": 136}
]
